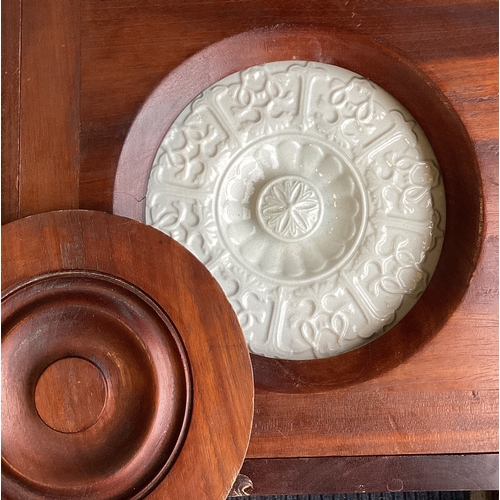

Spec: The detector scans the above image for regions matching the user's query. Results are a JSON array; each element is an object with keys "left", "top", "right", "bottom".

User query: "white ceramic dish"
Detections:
[{"left": 146, "top": 61, "right": 446, "bottom": 360}]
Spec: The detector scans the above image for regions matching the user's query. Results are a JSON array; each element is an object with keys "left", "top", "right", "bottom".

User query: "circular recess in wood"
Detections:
[
  {"left": 2, "top": 210, "right": 254, "bottom": 500},
  {"left": 3, "top": 271, "right": 190, "bottom": 499},
  {"left": 113, "top": 26, "right": 483, "bottom": 392},
  {"left": 34, "top": 357, "right": 107, "bottom": 433}
]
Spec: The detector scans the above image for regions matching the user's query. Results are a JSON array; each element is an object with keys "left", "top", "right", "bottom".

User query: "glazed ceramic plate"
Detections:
[{"left": 145, "top": 61, "right": 446, "bottom": 360}]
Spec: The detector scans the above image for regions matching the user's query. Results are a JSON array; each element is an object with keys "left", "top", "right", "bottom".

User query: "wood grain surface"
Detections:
[
  {"left": 18, "top": 0, "right": 80, "bottom": 218},
  {"left": 1, "top": 0, "right": 21, "bottom": 224},
  {"left": 2, "top": 210, "right": 254, "bottom": 500},
  {"left": 2, "top": 0, "right": 498, "bottom": 492}
]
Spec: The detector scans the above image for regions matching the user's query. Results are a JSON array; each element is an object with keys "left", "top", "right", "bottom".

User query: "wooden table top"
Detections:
[{"left": 2, "top": 0, "right": 498, "bottom": 494}]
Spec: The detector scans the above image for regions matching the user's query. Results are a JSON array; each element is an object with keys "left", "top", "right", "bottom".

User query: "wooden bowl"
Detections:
[
  {"left": 113, "top": 26, "right": 483, "bottom": 392},
  {"left": 2, "top": 210, "right": 254, "bottom": 500}
]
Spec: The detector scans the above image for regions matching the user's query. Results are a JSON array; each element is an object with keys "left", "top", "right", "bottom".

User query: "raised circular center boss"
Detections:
[
  {"left": 256, "top": 175, "right": 323, "bottom": 241},
  {"left": 34, "top": 357, "right": 107, "bottom": 434}
]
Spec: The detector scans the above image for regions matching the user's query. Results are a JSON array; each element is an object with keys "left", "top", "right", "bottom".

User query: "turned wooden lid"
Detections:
[{"left": 2, "top": 210, "right": 254, "bottom": 500}]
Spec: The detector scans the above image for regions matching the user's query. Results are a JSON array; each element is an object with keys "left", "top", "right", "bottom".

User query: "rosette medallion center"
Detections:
[{"left": 257, "top": 175, "right": 323, "bottom": 241}]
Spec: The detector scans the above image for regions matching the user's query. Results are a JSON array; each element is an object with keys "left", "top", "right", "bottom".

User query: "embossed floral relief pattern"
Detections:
[
  {"left": 258, "top": 177, "right": 321, "bottom": 240},
  {"left": 146, "top": 61, "right": 446, "bottom": 360},
  {"left": 218, "top": 138, "right": 364, "bottom": 283}
]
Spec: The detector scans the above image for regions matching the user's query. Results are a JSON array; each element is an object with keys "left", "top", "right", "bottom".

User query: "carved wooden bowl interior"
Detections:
[
  {"left": 1, "top": 210, "right": 254, "bottom": 500},
  {"left": 113, "top": 27, "right": 483, "bottom": 393}
]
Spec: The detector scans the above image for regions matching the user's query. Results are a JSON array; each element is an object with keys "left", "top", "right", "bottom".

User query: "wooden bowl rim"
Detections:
[{"left": 112, "top": 25, "right": 484, "bottom": 393}]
